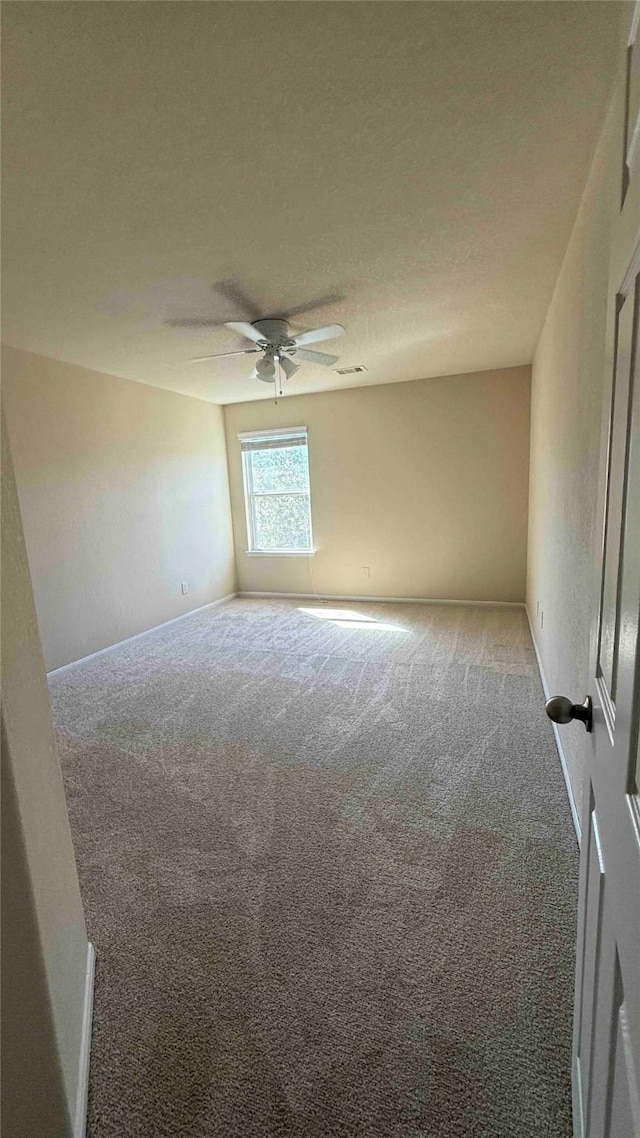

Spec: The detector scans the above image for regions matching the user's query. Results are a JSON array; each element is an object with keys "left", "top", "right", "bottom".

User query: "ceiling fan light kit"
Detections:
[
  {"left": 279, "top": 355, "right": 300, "bottom": 381},
  {"left": 255, "top": 354, "right": 277, "bottom": 383},
  {"left": 186, "top": 313, "right": 345, "bottom": 390}
]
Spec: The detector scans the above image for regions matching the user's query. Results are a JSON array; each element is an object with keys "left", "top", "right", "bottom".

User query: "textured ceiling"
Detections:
[{"left": 2, "top": 1, "right": 620, "bottom": 404}]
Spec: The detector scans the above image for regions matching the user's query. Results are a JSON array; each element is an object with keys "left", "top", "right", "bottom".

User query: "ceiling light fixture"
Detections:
[
  {"left": 189, "top": 316, "right": 345, "bottom": 389},
  {"left": 255, "top": 354, "right": 276, "bottom": 383},
  {"left": 279, "top": 355, "right": 300, "bottom": 381}
]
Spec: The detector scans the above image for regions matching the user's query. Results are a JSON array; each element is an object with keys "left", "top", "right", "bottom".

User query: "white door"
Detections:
[{"left": 558, "top": 8, "right": 640, "bottom": 1136}]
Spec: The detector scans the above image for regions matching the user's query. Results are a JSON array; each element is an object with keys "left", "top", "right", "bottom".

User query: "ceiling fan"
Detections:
[
  {"left": 190, "top": 318, "right": 345, "bottom": 383},
  {"left": 167, "top": 278, "right": 345, "bottom": 384}
]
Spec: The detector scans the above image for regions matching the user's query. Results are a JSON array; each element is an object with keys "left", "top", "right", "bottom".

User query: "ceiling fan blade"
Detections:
[
  {"left": 275, "top": 291, "right": 343, "bottom": 320},
  {"left": 225, "top": 320, "right": 265, "bottom": 344},
  {"left": 293, "top": 347, "right": 339, "bottom": 367},
  {"left": 279, "top": 356, "right": 300, "bottom": 380},
  {"left": 213, "top": 278, "right": 263, "bottom": 322},
  {"left": 191, "top": 349, "right": 260, "bottom": 362},
  {"left": 168, "top": 318, "right": 224, "bottom": 328},
  {"left": 290, "top": 323, "right": 345, "bottom": 348}
]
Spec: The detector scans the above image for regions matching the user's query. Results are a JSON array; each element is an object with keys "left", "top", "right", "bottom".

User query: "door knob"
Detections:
[{"left": 545, "top": 695, "right": 593, "bottom": 733}]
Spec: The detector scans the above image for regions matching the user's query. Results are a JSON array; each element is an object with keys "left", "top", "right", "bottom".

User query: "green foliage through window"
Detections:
[{"left": 242, "top": 436, "right": 313, "bottom": 552}]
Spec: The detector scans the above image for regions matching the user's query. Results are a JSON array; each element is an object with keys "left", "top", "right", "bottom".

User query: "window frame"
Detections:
[{"left": 238, "top": 427, "right": 315, "bottom": 556}]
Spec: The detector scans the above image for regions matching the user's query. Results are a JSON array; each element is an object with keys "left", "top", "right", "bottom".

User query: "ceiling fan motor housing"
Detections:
[{"left": 253, "top": 318, "right": 291, "bottom": 348}]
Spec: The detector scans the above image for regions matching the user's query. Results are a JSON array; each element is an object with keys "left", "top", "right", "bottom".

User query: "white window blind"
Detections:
[{"left": 239, "top": 427, "right": 314, "bottom": 553}]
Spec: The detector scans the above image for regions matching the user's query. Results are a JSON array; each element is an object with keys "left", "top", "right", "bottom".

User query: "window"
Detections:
[{"left": 239, "top": 427, "right": 314, "bottom": 554}]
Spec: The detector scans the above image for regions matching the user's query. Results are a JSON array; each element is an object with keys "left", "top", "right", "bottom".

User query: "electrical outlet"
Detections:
[
  {"left": 181, "top": 581, "right": 188, "bottom": 595},
  {"left": 361, "top": 566, "right": 370, "bottom": 579}
]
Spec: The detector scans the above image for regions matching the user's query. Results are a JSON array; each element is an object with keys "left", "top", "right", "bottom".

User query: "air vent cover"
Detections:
[{"left": 334, "top": 365, "right": 368, "bottom": 375}]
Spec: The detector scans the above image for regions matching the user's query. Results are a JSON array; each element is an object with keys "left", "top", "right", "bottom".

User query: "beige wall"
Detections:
[
  {"left": 2, "top": 347, "right": 236, "bottom": 670},
  {"left": 1, "top": 416, "right": 89, "bottom": 1136},
  {"left": 224, "top": 367, "right": 531, "bottom": 603},
  {"left": 527, "top": 90, "right": 620, "bottom": 819}
]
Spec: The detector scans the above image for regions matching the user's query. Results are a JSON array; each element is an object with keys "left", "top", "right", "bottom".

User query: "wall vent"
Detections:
[{"left": 334, "top": 365, "right": 368, "bottom": 375}]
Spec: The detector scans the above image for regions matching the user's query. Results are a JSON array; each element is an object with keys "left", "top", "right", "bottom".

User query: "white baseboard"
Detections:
[
  {"left": 238, "top": 590, "right": 525, "bottom": 608},
  {"left": 47, "top": 594, "right": 237, "bottom": 677},
  {"left": 525, "top": 607, "right": 582, "bottom": 846},
  {"left": 74, "top": 941, "right": 95, "bottom": 1138}
]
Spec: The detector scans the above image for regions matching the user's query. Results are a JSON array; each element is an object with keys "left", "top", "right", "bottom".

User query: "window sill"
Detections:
[{"left": 244, "top": 550, "right": 316, "bottom": 557}]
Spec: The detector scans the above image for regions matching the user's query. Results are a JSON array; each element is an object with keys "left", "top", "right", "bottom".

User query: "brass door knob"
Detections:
[{"left": 545, "top": 695, "right": 593, "bottom": 733}]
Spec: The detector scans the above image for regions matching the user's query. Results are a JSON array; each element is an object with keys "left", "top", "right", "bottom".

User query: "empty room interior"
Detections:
[{"left": 2, "top": 3, "right": 640, "bottom": 1138}]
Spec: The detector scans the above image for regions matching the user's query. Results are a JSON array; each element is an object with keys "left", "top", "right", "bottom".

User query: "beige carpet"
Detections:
[{"left": 52, "top": 598, "right": 578, "bottom": 1137}]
